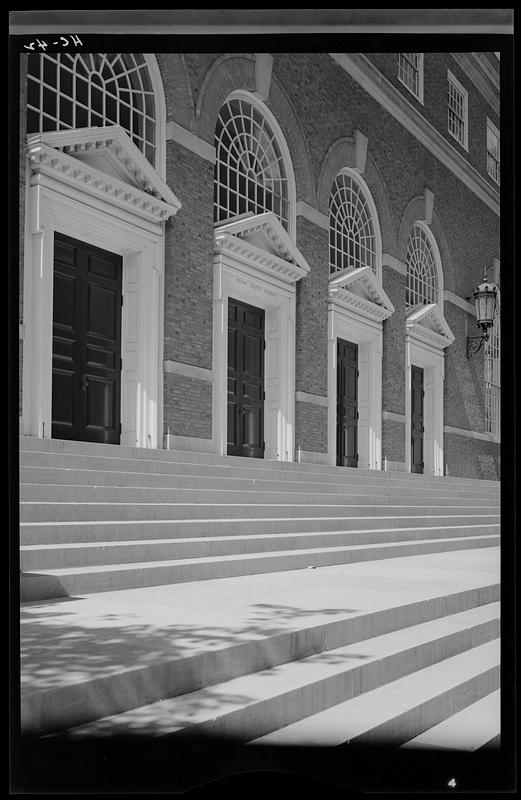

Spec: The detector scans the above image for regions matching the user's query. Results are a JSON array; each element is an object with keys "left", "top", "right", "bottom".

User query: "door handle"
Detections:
[{"left": 81, "top": 374, "right": 90, "bottom": 391}]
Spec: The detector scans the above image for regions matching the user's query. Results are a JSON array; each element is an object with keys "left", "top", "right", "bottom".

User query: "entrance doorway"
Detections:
[
  {"left": 337, "top": 338, "right": 358, "bottom": 467},
  {"left": 411, "top": 364, "right": 424, "bottom": 474},
  {"left": 227, "top": 298, "right": 265, "bottom": 458},
  {"left": 52, "top": 233, "right": 122, "bottom": 444}
]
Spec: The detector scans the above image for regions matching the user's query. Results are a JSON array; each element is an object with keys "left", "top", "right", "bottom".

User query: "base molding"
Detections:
[{"left": 163, "top": 433, "right": 214, "bottom": 454}]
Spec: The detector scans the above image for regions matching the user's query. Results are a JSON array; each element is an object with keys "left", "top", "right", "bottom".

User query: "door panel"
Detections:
[
  {"left": 52, "top": 233, "right": 122, "bottom": 444},
  {"left": 337, "top": 338, "right": 358, "bottom": 467},
  {"left": 411, "top": 364, "right": 424, "bottom": 474},
  {"left": 227, "top": 298, "right": 265, "bottom": 458}
]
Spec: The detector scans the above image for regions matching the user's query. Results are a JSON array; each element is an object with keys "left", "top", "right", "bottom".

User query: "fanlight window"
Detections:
[
  {"left": 329, "top": 173, "right": 377, "bottom": 275},
  {"left": 26, "top": 53, "right": 158, "bottom": 167},
  {"left": 405, "top": 224, "right": 439, "bottom": 308},
  {"left": 214, "top": 97, "right": 290, "bottom": 231}
]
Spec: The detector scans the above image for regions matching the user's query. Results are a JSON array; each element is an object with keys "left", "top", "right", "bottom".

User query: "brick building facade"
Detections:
[{"left": 19, "top": 50, "right": 501, "bottom": 479}]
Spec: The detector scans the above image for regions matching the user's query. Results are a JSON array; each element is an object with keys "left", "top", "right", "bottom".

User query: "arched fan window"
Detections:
[
  {"left": 26, "top": 53, "right": 159, "bottom": 167},
  {"left": 214, "top": 95, "right": 291, "bottom": 232},
  {"left": 329, "top": 172, "right": 378, "bottom": 275},
  {"left": 405, "top": 223, "right": 440, "bottom": 308}
]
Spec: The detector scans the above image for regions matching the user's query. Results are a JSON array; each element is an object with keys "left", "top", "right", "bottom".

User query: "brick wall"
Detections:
[
  {"left": 444, "top": 433, "right": 500, "bottom": 480},
  {"left": 382, "top": 418, "right": 406, "bottom": 465},
  {"left": 382, "top": 264, "right": 406, "bottom": 416},
  {"left": 295, "top": 216, "right": 328, "bottom": 396},
  {"left": 295, "top": 401, "right": 328, "bottom": 454},
  {"left": 163, "top": 373, "right": 212, "bottom": 440}
]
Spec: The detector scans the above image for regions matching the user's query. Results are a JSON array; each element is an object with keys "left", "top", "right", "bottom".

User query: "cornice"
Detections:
[
  {"left": 406, "top": 303, "right": 455, "bottom": 349},
  {"left": 27, "top": 127, "right": 182, "bottom": 223},
  {"left": 330, "top": 53, "right": 500, "bottom": 216},
  {"left": 451, "top": 53, "right": 500, "bottom": 116},
  {"left": 214, "top": 231, "right": 308, "bottom": 283},
  {"left": 329, "top": 265, "right": 395, "bottom": 322}
]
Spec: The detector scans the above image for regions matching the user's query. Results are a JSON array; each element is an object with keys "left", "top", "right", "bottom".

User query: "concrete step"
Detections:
[
  {"left": 20, "top": 534, "right": 499, "bottom": 599},
  {"left": 399, "top": 689, "right": 500, "bottom": 751},
  {"left": 20, "top": 480, "right": 500, "bottom": 504},
  {"left": 20, "top": 499, "right": 499, "bottom": 524},
  {"left": 60, "top": 606, "right": 499, "bottom": 741},
  {"left": 20, "top": 443, "right": 500, "bottom": 490},
  {"left": 250, "top": 640, "right": 499, "bottom": 748},
  {"left": 20, "top": 513, "right": 500, "bottom": 545},
  {"left": 19, "top": 465, "right": 500, "bottom": 498},
  {"left": 21, "top": 524, "right": 500, "bottom": 570}
]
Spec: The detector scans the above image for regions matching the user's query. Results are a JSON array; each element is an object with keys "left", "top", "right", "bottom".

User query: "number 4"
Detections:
[{"left": 448, "top": 778, "right": 457, "bottom": 788}]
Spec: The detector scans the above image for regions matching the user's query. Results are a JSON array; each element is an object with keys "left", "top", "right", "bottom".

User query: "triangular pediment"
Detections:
[
  {"left": 214, "top": 212, "right": 310, "bottom": 282},
  {"left": 328, "top": 266, "right": 394, "bottom": 321},
  {"left": 27, "top": 126, "right": 181, "bottom": 222},
  {"left": 406, "top": 303, "right": 455, "bottom": 348}
]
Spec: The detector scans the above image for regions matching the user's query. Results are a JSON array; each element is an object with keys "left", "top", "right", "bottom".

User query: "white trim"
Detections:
[
  {"left": 213, "top": 218, "right": 303, "bottom": 462},
  {"left": 166, "top": 120, "right": 216, "bottom": 163},
  {"left": 397, "top": 52, "right": 424, "bottom": 105},
  {"left": 422, "top": 187, "right": 435, "bottom": 226},
  {"left": 22, "top": 127, "right": 176, "bottom": 449},
  {"left": 382, "top": 252, "right": 407, "bottom": 276},
  {"left": 144, "top": 53, "right": 167, "bottom": 179},
  {"left": 444, "top": 290, "right": 477, "bottom": 317},
  {"left": 254, "top": 53, "right": 274, "bottom": 101},
  {"left": 452, "top": 53, "right": 500, "bottom": 116},
  {"left": 295, "top": 391, "right": 328, "bottom": 407},
  {"left": 406, "top": 220, "right": 445, "bottom": 305},
  {"left": 447, "top": 68, "right": 469, "bottom": 152},
  {"left": 328, "top": 296, "right": 386, "bottom": 470},
  {"left": 486, "top": 117, "right": 501, "bottom": 185},
  {"left": 404, "top": 305, "right": 453, "bottom": 476},
  {"left": 383, "top": 459, "right": 408, "bottom": 472},
  {"left": 444, "top": 425, "right": 500, "bottom": 445},
  {"left": 330, "top": 54, "right": 499, "bottom": 216},
  {"left": 296, "top": 201, "right": 329, "bottom": 230},
  {"left": 163, "top": 360, "right": 213, "bottom": 382},
  {"left": 19, "top": 324, "right": 25, "bottom": 340},
  {"left": 354, "top": 129, "right": 369, "bottom": 173},
  {"left": 329, "top": 266, "right": 395, "bottom": 322}
]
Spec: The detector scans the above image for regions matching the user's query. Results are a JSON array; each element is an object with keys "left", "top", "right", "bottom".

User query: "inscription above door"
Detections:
[{"left": 52, "top": 233, "right": 122, "bottom": 444}]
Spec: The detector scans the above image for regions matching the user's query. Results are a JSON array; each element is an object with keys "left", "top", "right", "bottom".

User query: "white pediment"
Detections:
[
  {"left": 27, "top": 126, "right": 181, "bottom": 223},
  {"left": 328, "top": 266, "right": 395, "bottom": 322},
  {"left": 406, "top": 303, "right": 455, "bottom": 349},
  {"left": 214, "top": 212, "right": 310, "bottom": 283}
]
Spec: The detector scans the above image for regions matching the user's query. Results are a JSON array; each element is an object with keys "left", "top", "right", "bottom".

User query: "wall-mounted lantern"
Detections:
[{"left": 466, "top": 276, "right": 498, "bottom": 358}]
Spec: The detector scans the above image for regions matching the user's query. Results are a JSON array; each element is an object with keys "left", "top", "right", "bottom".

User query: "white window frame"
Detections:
[
  {"left": 405, "top": 221, "right": 443, "bottom": 309},
  {"left": 486, "top": 118, "right": 500, "bottom": 185},
  {"left": 447, "top": 69, "right": 468, "bottom": 151},
  {"left": 397, "top": 53, "right": 424, "bottom": 104}
]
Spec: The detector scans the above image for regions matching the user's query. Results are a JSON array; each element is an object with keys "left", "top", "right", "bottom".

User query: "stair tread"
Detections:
[
  {"left": 64, "top": 609, "right": 500, "bottom": 738},
  {"left": 21, "top": 534, "right": 499, "bottom": 575},
  {"left": 250, "top": 640, "right": 499, "bottom": 747},
  {"left": 21, "top": 523, "right": 500, "bottom": 551},
  {"left": 399, "top": 689, "right": 500, "bottom": 750}
]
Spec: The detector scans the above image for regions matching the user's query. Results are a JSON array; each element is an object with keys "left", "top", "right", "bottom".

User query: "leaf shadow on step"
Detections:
[{"left": 20, "top": 600, "right": 361, "bottom": 693}]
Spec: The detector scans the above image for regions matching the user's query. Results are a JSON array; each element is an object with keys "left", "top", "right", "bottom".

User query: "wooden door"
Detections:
[
  {"left": 227, "top": 298, "right": 265, "bottom": 458},
  {"left": 52, "top": 233, "right": 122, "bottom": 444},
  {"left": 411, "top": 364, "right": 424, "bottom": 474},
  {"left": 337, "top": 338, "right": 358, "bottom": 467}
]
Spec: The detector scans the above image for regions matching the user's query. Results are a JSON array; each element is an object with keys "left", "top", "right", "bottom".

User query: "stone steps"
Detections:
[
  {"left": 58, "top": 604, "right": 499, "bottom": 743},
  {"left": 250, "top": 640, "right": 499, "bottom": 748},
  {"left": 21, "top": 534, "right": 499, "bottom": 599},
  {"left": 20, "top": 513, "right": 499, "bottom": 545}
]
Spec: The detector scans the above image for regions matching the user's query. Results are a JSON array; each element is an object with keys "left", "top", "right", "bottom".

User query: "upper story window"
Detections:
[
  {"left": 447, "top": 70, "right": 468, "bottom": 150},
  {"left": 486, "top": 119, "right": 500, "bottom": 185},
  {"left": 214, "top": 95, "right": 291, "bottom": 233},
  {"left": 397, "top": 53, "right": 424, "bottom": 103},
  {"left": 26, "top": 53, "right": 158, "bottom": 168},
  {"left": 329, "top": 171, "right": 379, "bottom": 276},
  {"left": 405, "top": 223, "right": 440, "bottom": 308}
]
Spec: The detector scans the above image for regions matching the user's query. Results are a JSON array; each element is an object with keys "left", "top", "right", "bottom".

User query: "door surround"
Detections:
[
  {"left": 213, "top": 213, "right": 309, "bottom": 461},
  {"left": 405, "top": 304, "right": 454, "bottom": 475},
  {"left": 328, "top": 266, "right": 394, "bottom": 469},
  {"left": 22, "top": 127, "right": 181, "bottom": 448}
]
